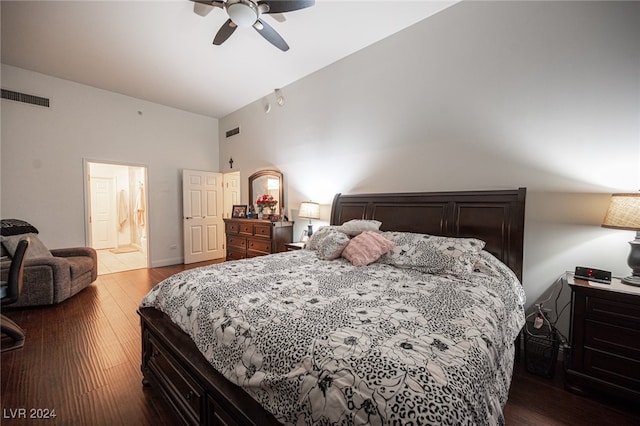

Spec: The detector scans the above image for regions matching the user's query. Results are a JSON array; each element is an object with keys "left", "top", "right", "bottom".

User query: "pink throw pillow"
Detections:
[{"left": 342, "top": 231, "right": 395, "bottom": 266}]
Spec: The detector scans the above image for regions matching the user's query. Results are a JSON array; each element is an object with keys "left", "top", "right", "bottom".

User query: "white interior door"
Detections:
[
  {"left": 183, "top": 170, "right": 224, "bottom": 264},
  {"left": 90, "top": 177, "right": 117, "bottom": 249},
  {"left": 223, "top": 171, "right": 241, "bottom": 218}
]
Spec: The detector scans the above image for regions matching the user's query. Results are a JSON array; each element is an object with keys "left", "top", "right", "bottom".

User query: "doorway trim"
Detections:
[{"left": 83, "top": 158, "right": 150, "bottom": 270}]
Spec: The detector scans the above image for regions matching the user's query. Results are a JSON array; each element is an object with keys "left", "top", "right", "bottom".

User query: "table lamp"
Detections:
[
  {"left": 298, "top": 201, "right": 320, "bottom": 238},
  {"left": 601, "top": 193, "right": 640, "bottom": 286}
]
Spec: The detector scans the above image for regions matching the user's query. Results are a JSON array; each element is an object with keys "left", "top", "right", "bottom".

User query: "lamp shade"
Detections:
[
  {"left": 298, "top": 201, "right": 320, "bottom": 220},
  {"left": 601, "top": 193, "right": 640, "bottom": 231}
]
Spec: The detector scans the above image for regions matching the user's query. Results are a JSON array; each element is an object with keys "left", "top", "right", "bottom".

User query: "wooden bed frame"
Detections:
[{"left": 139, "top": 188, "right": 526, "bottom": 425}]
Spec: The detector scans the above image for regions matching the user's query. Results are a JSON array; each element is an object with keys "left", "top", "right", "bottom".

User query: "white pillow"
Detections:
[{"left": 337, "top": 219, "right": 382, "bottom": 236}]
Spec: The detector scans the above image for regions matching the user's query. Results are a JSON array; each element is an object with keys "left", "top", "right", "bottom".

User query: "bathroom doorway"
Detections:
[{"left": 84, "top": 160, "right": 149, "bottom": 275}]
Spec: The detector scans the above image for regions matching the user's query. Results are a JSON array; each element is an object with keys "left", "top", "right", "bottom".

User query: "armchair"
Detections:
[
  {"left": 1, "top": 228, "right": 97, "bottom": 307},
  {"left": 0, "top": 246, "right": 97, "bottom": 307}
]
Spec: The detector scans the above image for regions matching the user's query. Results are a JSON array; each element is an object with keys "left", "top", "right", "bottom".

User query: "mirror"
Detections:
[{"left": 248, "top": 169, "right": 284, "bottom": 214}]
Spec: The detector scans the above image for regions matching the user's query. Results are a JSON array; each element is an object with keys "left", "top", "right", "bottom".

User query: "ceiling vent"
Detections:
[{"left": 1, "top": 89, "right": 50, "bottom": 108}]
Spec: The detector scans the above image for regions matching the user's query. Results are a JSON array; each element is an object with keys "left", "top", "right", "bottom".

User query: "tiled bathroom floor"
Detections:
[{"left": 96, "top": 247, "right": 147, "bottom": 275}]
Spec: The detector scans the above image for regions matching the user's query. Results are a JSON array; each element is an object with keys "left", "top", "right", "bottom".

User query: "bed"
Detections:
[{"left": 138, "top": 188, "right": 526, "bottom": 425}]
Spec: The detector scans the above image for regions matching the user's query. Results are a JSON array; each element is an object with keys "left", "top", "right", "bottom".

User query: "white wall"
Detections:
[
  {"left": 1, "top": 65, "right": 219, "bottom": 267},
  {"left": 219, "top": 1, "right": 640, "bottom": 334}
]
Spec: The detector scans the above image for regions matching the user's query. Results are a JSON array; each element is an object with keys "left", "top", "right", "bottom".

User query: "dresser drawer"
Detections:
[
  {"left": 147, "top": 334, "right": 204, "bottom": 424},
  {"left": 586, "top": 295, "right": 640, "bottom": 328},
  {"left": 254, "top": 224, "right": 272, "bottom": 238},
  {"left": 585, "top": 320, "right": 640, "bottom": 359},
  {"left": 247, "top": 237, "right": 271, "bottom": 255},
  {"left": 584, "top": 348, "right": 640, "bottom": 391},
  {"left": 239, "top": 222, "right": 253, "bottom": 236},
  {"left": 226, "top": 248, "right": 246, "bottom": 261},
  {"left": 227, "top": 235, "right": 246, "bottom": 250},
  {"left": 207, "top": 395, "right": 240, "bottom": 426},
  {"left": 225, "top": 222, "right": 240, "bottom": 234}
]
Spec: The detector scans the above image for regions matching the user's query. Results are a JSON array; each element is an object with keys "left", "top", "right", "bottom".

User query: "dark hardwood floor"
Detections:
[{"left": 2, "top": 262, "right": 639, "bottom": 425}]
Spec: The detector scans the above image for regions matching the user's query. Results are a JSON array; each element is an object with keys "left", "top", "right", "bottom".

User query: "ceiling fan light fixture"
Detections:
[{"left": 227, "top": 1, "right": 258, "bottom": 28}]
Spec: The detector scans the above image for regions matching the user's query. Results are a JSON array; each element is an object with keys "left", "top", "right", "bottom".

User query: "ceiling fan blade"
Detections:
[
  {"left": 258, "top": 0, "right": 315, "bottom": 14},
  {"left": 193, "top": 3, "right": 213, "bottom": 17},
  {"left": 253, "top": 19, "right": 289, "bottom": 51},
  {"left": 191, "top": 1, "right": 224, "bottom": 17},
  {"left": 190, "top": 0, "right": 225, "bottom": 7},
  {"left": 270, "top": 13, "right": 286, "bottom": 23},
  {"left": 213, "top": 19, "right": 238, "bottom": 45}
]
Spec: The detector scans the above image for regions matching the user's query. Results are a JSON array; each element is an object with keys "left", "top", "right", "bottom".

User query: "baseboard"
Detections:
[{"left": 150, "top": 257, "right": 183, "bottom": 268}]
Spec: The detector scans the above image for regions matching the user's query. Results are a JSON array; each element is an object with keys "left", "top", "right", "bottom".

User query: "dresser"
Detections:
[
  {"left": 564, "top": 273, "right": 640, "bottom": 402},
  {"left": 224, "top": 218, "right": 293, "bottom": 261}
]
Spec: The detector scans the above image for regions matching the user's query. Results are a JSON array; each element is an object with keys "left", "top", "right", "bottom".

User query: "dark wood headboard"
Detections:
[{"left": 330, "top": 188, "right": 526, "bottom": 281}]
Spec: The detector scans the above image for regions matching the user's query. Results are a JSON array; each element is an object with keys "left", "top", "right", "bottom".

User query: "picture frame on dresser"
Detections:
[{"left": 231, "top": 205, "right": 247, "bottom": 218}]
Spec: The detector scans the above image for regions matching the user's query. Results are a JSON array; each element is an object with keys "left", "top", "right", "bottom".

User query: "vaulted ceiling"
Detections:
[{"left": 1, "top": 1, "right": 456, "bottom": 118}]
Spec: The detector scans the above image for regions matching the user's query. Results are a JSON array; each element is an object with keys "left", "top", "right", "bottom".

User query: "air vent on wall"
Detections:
[
  {"left": 225, "top": 127, "right": 240, "bottom": 138},
  {"left": 1, "top": 89, "right": 50, "bottom": 108}
]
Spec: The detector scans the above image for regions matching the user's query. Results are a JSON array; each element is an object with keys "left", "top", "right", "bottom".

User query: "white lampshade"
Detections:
[
  {"left": 227, "top": 1, "right": 258, "bottom": 28},
  {"left": 602, "top": 193, "right": 640, "bottom": 287},
  {"left": 601, "top": 193, "right": 640, "bottom": 231},
  {"left": 298, "top": 201, "right": 320, "bottom": 220}
]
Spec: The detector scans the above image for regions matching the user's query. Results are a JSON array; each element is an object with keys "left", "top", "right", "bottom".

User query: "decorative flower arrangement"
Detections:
[{"left": 255, "top": 194, "right": 277, "bottom": 212}]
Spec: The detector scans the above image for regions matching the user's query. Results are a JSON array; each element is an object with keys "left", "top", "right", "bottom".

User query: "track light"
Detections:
[{"left": 275, "top": 88, "right": 285, "bottom": 106}]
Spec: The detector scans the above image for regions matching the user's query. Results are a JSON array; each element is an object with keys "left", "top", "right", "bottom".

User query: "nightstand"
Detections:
[
  {"left": 286, "top": 242, "right": 305, "bottom": 251},
  {"left": 564, "top": 272, "right": 640, "bottom": 403}
]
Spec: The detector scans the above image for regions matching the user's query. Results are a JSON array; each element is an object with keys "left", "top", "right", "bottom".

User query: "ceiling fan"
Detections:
[{"left": 191, "top": 0, "right": 315, "bottom": 51}]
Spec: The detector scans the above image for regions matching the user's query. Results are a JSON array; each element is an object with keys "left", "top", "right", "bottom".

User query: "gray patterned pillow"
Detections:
[
  {"left": 377, "top": 232, "right": 485, "bottom": 276},
  {"left": 314, "top": 229, "right": 351, "bottom": 260},
  {"left": 304, "top": 226, "right": 343, "bottom": 251}
]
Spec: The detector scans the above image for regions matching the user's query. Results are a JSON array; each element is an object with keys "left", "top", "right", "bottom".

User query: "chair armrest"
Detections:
[
  {"left": 50, "top": 247, "right": 98, "bottom": 283},
  {"left": 23, "top": 256, "right": 71, "bottom": 270},
  {"left": 18, "top": 257, "right": 72, "bottom": 306},
  {"left": 50, "top": 247, "right": 97, "bottom": 259}
]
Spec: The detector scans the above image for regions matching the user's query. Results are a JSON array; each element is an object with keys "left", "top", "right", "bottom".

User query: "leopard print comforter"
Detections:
[{"left": 140, "top": 250, "right": 525, "bottom": 425}]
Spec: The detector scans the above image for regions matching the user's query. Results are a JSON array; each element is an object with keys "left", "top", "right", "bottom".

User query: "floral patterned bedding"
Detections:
[{"left": 140, "top": 249, "right": 525, "bottom": 425}]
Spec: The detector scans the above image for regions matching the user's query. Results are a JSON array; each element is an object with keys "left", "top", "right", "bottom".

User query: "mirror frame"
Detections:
[{"left": 248, "top": 169, "right": 284, "bottom": 213}]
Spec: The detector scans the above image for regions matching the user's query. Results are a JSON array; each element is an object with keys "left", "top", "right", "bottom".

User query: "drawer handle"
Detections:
[
  {"left": 152, "top": 350, "right": 159, "bottom": 358},
  {"left": 185, "top": 390, "right": 195, "bottom": 400}
]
